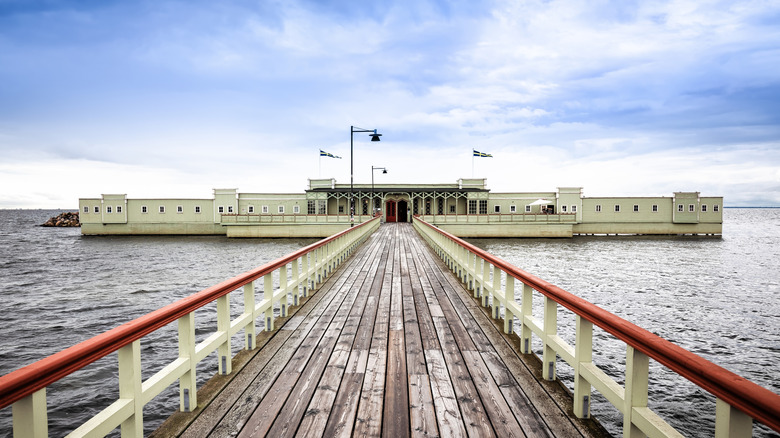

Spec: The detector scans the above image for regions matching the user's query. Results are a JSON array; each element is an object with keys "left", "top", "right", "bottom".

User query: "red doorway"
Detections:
[{"left": 386, "top": 200, "right": 397, "bottom": 222}]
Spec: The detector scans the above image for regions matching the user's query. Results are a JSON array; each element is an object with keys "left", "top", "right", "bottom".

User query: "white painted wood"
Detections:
[
  {"left": 12, "top": 389, "right": 47, "bottom": 438},
  {"left": 715, "top": 398, "right": 752, "bottom": 438}
]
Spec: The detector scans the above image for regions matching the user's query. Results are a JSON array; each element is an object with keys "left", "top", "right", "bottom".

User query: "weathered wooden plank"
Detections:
[
  {"left": 323, "top": 372, "right": 365, "bottom": 438},
  {"left": 383, "top": 330, "right": 410, "bottom": 437},
  {"left": 424, "top": 348, "right": 467, "bottom": 437},
  {"left": 409, "top": 372, "right": 439, "bottom": 437},
  {"left": 352, "top": 231, "right": 395, "bottom": 437},
  {"left": 462, "top": 350, "right": 525, "bottom": 437}
]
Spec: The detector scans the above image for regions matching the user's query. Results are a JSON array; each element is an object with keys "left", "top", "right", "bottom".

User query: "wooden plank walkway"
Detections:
[{"left": 153, "top": 223, "right": 610, "bottom": 437}]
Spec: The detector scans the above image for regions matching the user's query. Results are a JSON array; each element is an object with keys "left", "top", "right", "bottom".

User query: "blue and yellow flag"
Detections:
[
  {"left": 320, "top": 150, "right": 341, "bottom": 159},
  {"left": 473, "top": 150, "right": 493, "bottom": 158}
]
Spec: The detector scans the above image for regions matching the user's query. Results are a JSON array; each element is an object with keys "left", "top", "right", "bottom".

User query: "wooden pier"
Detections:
[{"left": 153, "top": 223, "right": 608, "bottom": 437}]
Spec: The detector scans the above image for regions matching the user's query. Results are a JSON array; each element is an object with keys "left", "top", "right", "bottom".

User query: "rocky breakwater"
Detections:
[{"left": 42, "top": 212, "right": 80, "bottom": 227}]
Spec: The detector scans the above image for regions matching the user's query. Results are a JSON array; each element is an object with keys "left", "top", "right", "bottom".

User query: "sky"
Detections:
[{"left": 1, "top": 0, "right": 779, "bottom": 208}]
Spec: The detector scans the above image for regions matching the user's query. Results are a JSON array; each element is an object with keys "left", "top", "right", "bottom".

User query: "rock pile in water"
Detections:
[{"left": 42, "top": 212, "right": 80, "bottom": 227}]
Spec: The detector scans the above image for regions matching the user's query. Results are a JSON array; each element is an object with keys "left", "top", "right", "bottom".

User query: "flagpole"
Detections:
[{"left": 472, "top": 151, "right": 475, "bottom": 178}]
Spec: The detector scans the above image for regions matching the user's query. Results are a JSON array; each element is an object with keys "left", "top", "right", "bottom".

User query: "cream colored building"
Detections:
[{"left": 79, "top": 179, "right": 722, "bottom": 237}]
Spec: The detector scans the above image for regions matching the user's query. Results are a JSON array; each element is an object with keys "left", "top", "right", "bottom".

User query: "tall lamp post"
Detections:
[
  {"left": 371, "top": 166, "right": 388, "bottom": 217},
  {"left": 350, "top": 126, "right": 382, "bottom": 226}
]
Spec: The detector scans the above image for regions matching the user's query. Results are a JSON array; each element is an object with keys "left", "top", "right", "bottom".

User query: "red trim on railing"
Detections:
[
  {"left": 0, "top": 217, "right": 378, "bottom": 410},
  {"left": 415, "top": 218, "right": 780, "bottom": 433}
]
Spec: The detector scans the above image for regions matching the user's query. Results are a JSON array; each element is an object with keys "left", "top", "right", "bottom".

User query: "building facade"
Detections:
[{"left": 79, "top": 179, "right": 723, "bottom": 237}]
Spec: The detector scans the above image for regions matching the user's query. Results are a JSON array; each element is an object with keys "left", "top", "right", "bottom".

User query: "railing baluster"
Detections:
[
  {"left": 624, "top": 346, "right": 649, "bottom": 438},
  {"left": 715, "top": 398, "right": 752, "bottom": 438},
  {"left": 244, "top": 282, "right": 256, "bottom": 350},
  {"left": 12, "top": 389, "right": 47, "bottom": 438},
  {"left": 280, "top": 264, "right": 288, "bottom": 317},
  {"left": 291, "top": 259, "right": 300, "bottom": 307},
  {"left": 118, "top": 340, "right": 143, "bottom": 437},
  {"left": 217, "top": 295, "right": 231, "bottom": 375},
  {"left": 178, "top": 313, "right": 197, "bottom": 412},
  {"left": 503, "top": 275, "right": 514, "bottom": 333},
  {"left": 492, "top": 265, "right": 501, "bottom": 319},
  {"left": 542, "top": 296, "right": 557, "bottom": 381},
  {"left": 574, "top": 316, "right": 592, "bottom": 418},
  {"left": 521, "top": 283, "right": 533, "bottom": 354},
  {"left": 264, "top": 273, "right": 274, "bottom": 331}
]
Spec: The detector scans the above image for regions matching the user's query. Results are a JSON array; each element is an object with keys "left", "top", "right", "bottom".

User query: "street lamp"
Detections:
[
  {"left": 371, "top": 166, "right": 388, "bottom": 217},
  {"left": 350, "top": 126, "right": 382, "bottom": 226}
]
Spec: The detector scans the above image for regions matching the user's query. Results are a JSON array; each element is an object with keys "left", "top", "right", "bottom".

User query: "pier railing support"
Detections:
[
  {"left": 0, "top": 217, "right": 380, "bottom": 437},
  {"left": 412, "top": 216, "right": 780, "bottom": 438}
]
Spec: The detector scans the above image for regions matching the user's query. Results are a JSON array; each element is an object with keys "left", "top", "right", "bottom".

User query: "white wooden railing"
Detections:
[
  {"left": 0, "top": 217, "right": 380, "bottom": 437},
  {"left": 413, "top": 217, "right": 779, "bottom": 438}
]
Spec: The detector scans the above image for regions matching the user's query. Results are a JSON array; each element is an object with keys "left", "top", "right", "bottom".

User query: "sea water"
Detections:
[{"left": 0, "top": 209, "right": 777, "bottom": 437}]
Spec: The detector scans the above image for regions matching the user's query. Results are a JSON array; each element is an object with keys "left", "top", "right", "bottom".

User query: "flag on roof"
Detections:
[
  {"left": 320, "top": 150, "right": 341, "bottom": 159},
  {"left": 473, "top": 150, "right": 493, "bottom": 158}
]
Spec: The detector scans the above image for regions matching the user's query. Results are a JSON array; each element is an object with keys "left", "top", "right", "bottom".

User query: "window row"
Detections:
[{"left": 594, "top": 204, "right": 720, "bottom": 213}]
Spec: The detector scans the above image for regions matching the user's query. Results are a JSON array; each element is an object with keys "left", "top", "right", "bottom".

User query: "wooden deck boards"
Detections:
[{"left": 155, "top": 223, "right": 610, "bottom": 438}]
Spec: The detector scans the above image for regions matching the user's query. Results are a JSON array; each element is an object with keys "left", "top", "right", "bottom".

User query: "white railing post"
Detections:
[
  {"left": 291, "top": 259, "right": 300, "bottom": 307},
  {"left": 492, "top": 266, "right": 501, "bottom": 319},
  {"left": 244, "top": 282, "right": 256, "bottom": 350},
  {"left": 521, "top": 283, "right": 533, "bottom": 354},
  {"left": 474, "top": 256, "right": 483, "bottom": 299},
  {"left": 178, "top": 313, "right": 197, "bottom": 412},
  {"left": 542, "top": 296, "right": 557, "bottom": 381},
  {"left": 12, "top": 388, "right": 48, "bottom": 438},
  {"left": 574, "top": 316, "right": 593, "bottom": 418},
  {"left": 118, "top": 340, "right": 143, "bottom": 438},
  {"left": 481, "top": 261, "right": 491, "bottom": 307},
  {"left": 280, "top": 264, "right": 288, "bottom": 317},
  {"left": 624, "top": 346, "right": 649, "bottom": 438},
  {"left": 466, "top": 250, "right": 474, "bottom": 291},
  {"left": 503, "top": 275, "right": 514, "bottom": 333},
  {"left": 264, "top": 273, "right": 274, "bottom": 331},
  {"left": 217, "top": 294, "right": 231, "bottom": 375},
  {"left": 302, "top": 252, "right": 311, "bottom": 298},
  {"left": 715, "top": 398, "right": 752, "bottom": 438}
]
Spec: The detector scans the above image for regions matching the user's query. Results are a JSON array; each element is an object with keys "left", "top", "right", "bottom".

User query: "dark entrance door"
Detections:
[
  {"left": 398, "top": 200, "right": 408, "bottom": 222},
  {"left": 386, "top": 200, "right": 397, "bottom": 222}
]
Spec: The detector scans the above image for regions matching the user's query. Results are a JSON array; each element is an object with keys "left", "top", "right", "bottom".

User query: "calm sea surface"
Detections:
[{"left": 0, "top": 209, "right": 778, "bottom": 437}]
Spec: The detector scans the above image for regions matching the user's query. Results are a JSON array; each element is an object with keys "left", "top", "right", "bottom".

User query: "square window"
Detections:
[
  {"left": 248, "top": 205, "right": 255, "bottom": 213},
  {"left": 177, "top": 205, "right": 183, "bottom": 213},
  {"left": 83, "top": 206, "right": 89, "bottom": 213},
  {"left": 278, "top": 206, "right": 284, "bottom": 214},
  {"left": 714, "top": 205, "right": 719, "bottom": 212},
  {"left": 561, "top": 205, "right": 567, "bottom": 213},
  {"left": 159, "top": 206, "right": 165, "bottom": 213},
  {"left": 142, "top": 205, "right": 148, "bottom": 213},
  {"left": 94, "top": 206, "right": 100, "bottom": 213},
  {"left": 614, "top": 205, "right": 620, "bottom": 212},
  {"left": 294, "top": 205, "right": 300, "bottom": 214},
  {"left": 510, "top": 205, "right": 516, "bottom": 213},
  {"left": 701, "top": 204, "right": 707, "bottom": 212},
  {"left": 525, "top": 205, "right": 531, "bottom": 213},
  {"left": 689, "top": 204, "right": 695, "bottom": 212},
  {"left": 116, "top": 206, "right": 122, "bottom": 213},
  {"left": 494, "top": 205, "right": 500, "bottom": 213},
  {"left": 227, "top": 206, "right": 234, "bottom": 213},
  {"left": 450, "top": 205, "right": 456, "bottom": 213},
  {"left": 633, "top": 205, "right": 639, "bottom": 212},
  {"left": 262, "top": 205, "right": 269, "bottom": 214},
  {"left": 595, "top": 205, "right": 601, "bottom": 212},
  {"left": 652, "top": 205, "right": 658, "bottom": 212},
  {"left": 195, "top": 206, "right": 201, "bottom": 213},
  {"left": 218, "top": 206, "right": 224, "bottom": 213},
  {"left": 106, "top": 206, "right": 112, "bottom": 213},
  {"left": 678, "top": 204, "right": 684, "bottom": 212},
  {"left": 571, "top": 205, "right": 577, "bottom": 213}
]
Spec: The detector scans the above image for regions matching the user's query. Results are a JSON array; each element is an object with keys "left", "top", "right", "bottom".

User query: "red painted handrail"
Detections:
[
  {"left": 415, "top": 218, "right": 780, "bottom": 433},
  {"left": 0, "top": 217, "right": 378, "bottom": 410}
]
